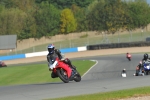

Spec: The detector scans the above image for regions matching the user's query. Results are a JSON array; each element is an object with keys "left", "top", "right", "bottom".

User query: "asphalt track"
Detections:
[{"left": 1, "top": 54, "right": 150, "bottom": 100}]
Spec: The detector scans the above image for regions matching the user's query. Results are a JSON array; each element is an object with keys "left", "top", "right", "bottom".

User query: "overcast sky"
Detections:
[{"left": 147, "top": 0, "right": 150, "bottom": 4}]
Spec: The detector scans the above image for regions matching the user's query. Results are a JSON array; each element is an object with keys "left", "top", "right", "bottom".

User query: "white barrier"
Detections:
[
  {"left": 25, "top": 51, "right": 48, "bottom": 58},
  {"left": 25, "top": 46, "right": 87, "bottom": 58},
  {"left": 77, "top": 46, "right": 87, "bottom": 51}
]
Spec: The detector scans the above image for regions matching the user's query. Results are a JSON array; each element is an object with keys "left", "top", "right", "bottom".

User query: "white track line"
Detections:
[{"left": 81, "top": 60, "right": 98, "bottom": 78}]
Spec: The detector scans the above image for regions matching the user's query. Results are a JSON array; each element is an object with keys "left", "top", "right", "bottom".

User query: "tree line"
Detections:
[{"left": 0, "top": 0, "right": 149, "bottom": 40}]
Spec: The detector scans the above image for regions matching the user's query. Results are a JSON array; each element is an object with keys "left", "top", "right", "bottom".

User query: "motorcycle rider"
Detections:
[
  {"left": 47, "top": 44, "right": 75, "bottom": 78},
  {"left": 121, "top": 69, "right": 127, "bottom": 77},
  {"left": 134, "top": 53, "right": 150, "bottom": 76},
  {"left": 126, "top": 52, "right": 131, "bottom": 59},
  {"left": 122, "top": 69, "right": 126, "bottom": 73}
]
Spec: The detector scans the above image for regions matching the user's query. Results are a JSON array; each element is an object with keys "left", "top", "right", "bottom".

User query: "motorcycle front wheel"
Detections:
[
  {"left": 57, "top": 68, "right": 69, "bottom": 83},
  {"left": 73, "top": 71, "right": 81, "bottom": 82}
]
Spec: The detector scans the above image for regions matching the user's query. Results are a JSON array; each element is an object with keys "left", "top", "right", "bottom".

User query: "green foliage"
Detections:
[
  {"left": 0, "top": 8, "right": 27, "bottom": 35},
  {"left": 35, "top": 1, "right": 60, "bottom": 38},
  {"left": 87, "top": 0, "right": 150, "bottom": 33},
  {"left": 0, "top": 0, "right": 150, "bottom": 39},
  {"left": 127, "top": 1, "right": 150, "bottom": 29},
  {"left": 0, "top": 0, "right": 14, "bottom": 8},
  {"left": 71, "top": 4, "right": 88, "bottom": 32},
  {"left": 87, "top": 0, "right": 106, "bottom": 31},
  {"left": 60, "top": 8, "right": 77, "bottom": 34},
  {"left": 18, "top": 15, "right": 37, "bottom": 40},
  {"left": 35, "top": 0, "right": 93, "bottom": 9}
]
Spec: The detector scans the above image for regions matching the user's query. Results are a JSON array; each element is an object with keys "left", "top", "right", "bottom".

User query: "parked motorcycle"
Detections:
[
  {"left": 0, "top": 60, "right": 7, "bottom": 68},
  {"left": 126, "top": 53, "right": 131, "bottom": 61},
  {"left": 49, "top": 57, "right": 81, "bottom": 83}
]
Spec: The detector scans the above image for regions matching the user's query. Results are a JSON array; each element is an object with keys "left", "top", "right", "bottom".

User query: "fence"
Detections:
[{"left": 0, "top": 29, "right": 150, "bottom": 56}]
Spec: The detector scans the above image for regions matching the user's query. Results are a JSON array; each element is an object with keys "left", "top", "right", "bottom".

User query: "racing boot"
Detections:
[
  {"left": 51, "top": 72, "right": 58, "bottom": 78},
  {"left": 70, "top": 64, "right": 76, "bottom": 70}
]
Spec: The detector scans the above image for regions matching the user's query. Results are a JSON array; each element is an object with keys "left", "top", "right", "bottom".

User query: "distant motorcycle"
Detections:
[
  {"left": 0, "top": 61, "right": 7, "bottom": 68},
  {"left": 121, "top": 69, "right": 127, "bottom": 77},
  {"left": 126, "top": 53, "right": 131, "bottom": 61}
]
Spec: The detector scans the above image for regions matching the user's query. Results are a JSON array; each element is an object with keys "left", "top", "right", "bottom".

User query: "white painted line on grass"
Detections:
[{"left": 82, "top": 60, "right": 98, "bottom": 78}]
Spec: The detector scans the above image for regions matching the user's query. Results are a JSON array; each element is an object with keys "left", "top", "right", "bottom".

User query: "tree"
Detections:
[
  {"left": 60, "top": 8, "right": 77, "bottom": 34},
  {"left": 35, "top": 0, "right": 93, "bottom": 9},
  {"left": 0, "top": 0, "right": 14, "bottom": 8},
  {"left": 127, "top": 1, "right": 150, "bottom": 30},
  {"left": 87, "top": 0, "right": 106, "bottom": 31},
  {"left": 87, "top": 0, "right": 134, "bottom": 34},
  {"left": 35, "top": 2, "right": 60, "bottom": 38},
  {"left": 9, "top": 0, "right": 37, "bottom": 39},
  {"left": 71, "top": 4, "right": 87, "bottom": 32},
  {"left": 0, "top": 8, "right": 27, "bottom": 36}
]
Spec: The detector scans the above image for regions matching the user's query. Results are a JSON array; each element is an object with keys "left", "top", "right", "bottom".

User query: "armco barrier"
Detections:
[{"left": 0, "top": 46, "right": 87, "bottom": 60}]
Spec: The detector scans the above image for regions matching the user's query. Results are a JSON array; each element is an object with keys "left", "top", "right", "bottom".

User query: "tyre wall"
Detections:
[{"left": 87, "top": 41, "right": 150, "bottom": 50}]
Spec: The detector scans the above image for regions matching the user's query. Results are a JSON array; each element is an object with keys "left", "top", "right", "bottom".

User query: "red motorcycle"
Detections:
[
  {"left": 126, "top": 53, "right": 131, "bottom": 61},
  {"left": 49, "top": 57, "right": 81, "bottom": 83},
  {"left": 0, "top": 60, "right": 7, "bottom": 68}
]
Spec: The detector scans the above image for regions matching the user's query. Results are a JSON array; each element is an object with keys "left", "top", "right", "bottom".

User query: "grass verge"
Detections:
[
  {"left": 46, "top": 86, "right": 150, "bottom": 100},
  {"left": 0, "top": 60, "right": 96, "bottom": 86}
]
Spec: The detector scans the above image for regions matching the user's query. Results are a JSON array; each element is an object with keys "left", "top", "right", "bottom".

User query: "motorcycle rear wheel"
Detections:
[{"left": 57, "top": 68, "right": 69, "bottom": 83}]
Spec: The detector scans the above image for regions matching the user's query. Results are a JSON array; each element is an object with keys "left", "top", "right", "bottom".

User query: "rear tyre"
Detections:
[
  {"left": 128, "top": 58, "right": 131, "bottom": 61},
  {"left": 57, "top": 68, "right": 69, "bottom": 83},
  {"left": 129, "top": 59, "right": 131, "bottom": 61}
]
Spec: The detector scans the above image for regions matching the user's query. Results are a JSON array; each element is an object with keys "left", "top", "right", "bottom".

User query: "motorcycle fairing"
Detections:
[
  {"left": 143, "top": 63, "right": 150, "bottom": 70},
  {"left": 57, "top": 60, "right": 72, "bottom": 78}
]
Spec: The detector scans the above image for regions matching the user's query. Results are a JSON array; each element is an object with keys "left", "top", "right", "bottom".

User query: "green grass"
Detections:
[
  {"left": 0, "top": 60, "right": 95, "bottom": 86},
  {"left": 46, "top": 86, "right": 150, "bottom": 100}
]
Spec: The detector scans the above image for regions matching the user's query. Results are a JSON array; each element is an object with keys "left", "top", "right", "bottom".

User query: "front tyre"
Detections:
[
  {"left": 135, "top": 70, "right": 139, "bottom": 76},
  {"left": 57, "top": 68, "right": 69, "bottom": 83},
  {"left": 145, "top": 71, "right": 149, "bottom": 75},
  {"left": 74, "top": 71, "right": 81, "bottom": 82}
]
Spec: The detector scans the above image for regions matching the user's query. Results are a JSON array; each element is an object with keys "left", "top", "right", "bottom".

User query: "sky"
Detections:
[{"left": 147, "top": 0, "right": 150, "bottom": 4}]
